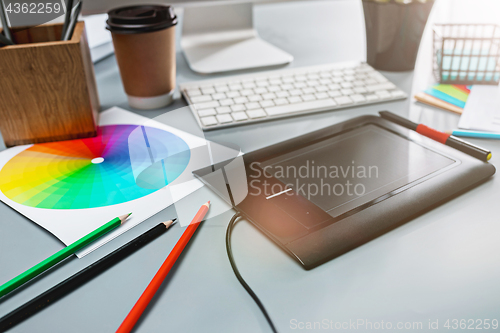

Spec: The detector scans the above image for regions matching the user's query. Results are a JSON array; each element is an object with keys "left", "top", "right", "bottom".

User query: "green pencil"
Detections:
[{"left": 0, "top": 213, "right": 131, "bottom": 298}]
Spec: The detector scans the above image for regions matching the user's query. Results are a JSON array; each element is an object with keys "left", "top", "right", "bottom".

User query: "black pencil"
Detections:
[
  {"left": 61, "top": 0, "right": 74, "bottom": 40},
  {"left": 62, "top": 0, "right": 81, "bottom": 41},
  {"left": 0, "top": 219, "right": 176, "bottom": 331},
  {"left": 0, "top": 0, "right": 13, "bottom": 43}
]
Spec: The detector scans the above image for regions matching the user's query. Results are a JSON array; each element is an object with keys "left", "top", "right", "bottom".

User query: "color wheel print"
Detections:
[{"left": 0, "top": 125, "right": 191, "bottom": 209}]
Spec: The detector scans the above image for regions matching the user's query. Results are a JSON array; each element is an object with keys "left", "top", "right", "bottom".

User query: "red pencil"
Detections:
[{"left": 116, "top": 201, "right": 210, "bottom": 333}]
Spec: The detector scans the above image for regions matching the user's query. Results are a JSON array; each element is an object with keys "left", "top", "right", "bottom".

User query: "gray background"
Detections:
[{"left": 1, "top": 1, "right": 500, "bottom": 332}]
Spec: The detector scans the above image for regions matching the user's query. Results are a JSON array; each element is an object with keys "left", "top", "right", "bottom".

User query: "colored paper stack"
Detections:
[{"left": 414, "top": 84, "right": 471, "bottom": 115}]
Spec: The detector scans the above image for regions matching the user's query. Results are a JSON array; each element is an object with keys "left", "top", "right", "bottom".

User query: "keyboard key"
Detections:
[
  {"left": 265, "top": 99, "right": 337, "bottom": 116},
  {"left": 243, "top": 82, "right": 256, "bottom": 89},
  {"left": 344, "top": 75, "right": 356, "bottom": 81},
  {"left": 198, "top": 108, "right": 216, "bottom": 117},
  {"left": 186, "top": 89, "right": 201, "bottom": 97},
  {"left": 302, "top": 87, "right": 316, "bottom": 94},
  {"left": 245, "top": 102, "right": 261, "bottom": 110},
  {"left": 226, "top": 91, "right": 240, "bottom": 98},
  {"left": 341, "top": 88, "right": 354, "bottom": 95},
  {"left": 319, "top": 79, "right": 331, "bottom": 85},
  {"left": 260, "top": 100, "right": 275, "bottom": 108},
  {"left": 215, "top": 85, "right": 229, "bottom": 92},
  {"left": 328, "top": 90, "right": 342, "bottom": 98},
  {"left": 302, "top": 94, "right": 316, "bottom": 101},
  {"left": 341, "top": 82, "right": 353, "bottom": 88},
  {"left": 354, "top": 87, "right": 368, "bottom": 94},
  {"left": 263, "top": 93, "right": 277, "bottom": 100},
  {"left": 211, "top": 93, "right": 226, "bottom": 100},
  {"left": 216, "top": 106, "right": 232, "bottom": 114},
  {"left": 191, "top": 95, "right": 212, "bottom": 103},
  {"left": 316, "top": 85, "right": 328, "bottom": 92},
  {"left": 201, "top": 116, "right": 218, "bottom": 126},
  {"left": 268, "top": 86, "right": 281, "bottom": 92},
  {"left": 334, "top": 96, "right": 354, "bottom": 105},
  {"left": 376, "top": 90, "right": 392, "bottom": 99},
  {"left": 234, "top": 97, "right": 249, "bottom": 104},
  {"left": 216, "top": 114, "right": 233, "bottom": 124},
  {"left": 353, "top": 80, "right": 365, "bottom": 87},
  {"left": 194, "top": 101, "right": 220, "bottom": 109},
  {"left": 307, "top": 74, "right": 320, "bottom": 80},
  {"left": 240, "top": 89, "right": 254, "bottom": 96},
  {"left": 274, "top": 98, "right": 289, "bottom": 105},
  {"left": 328, "top": 83, "right": 341, "bottom": 90},
  {"left": 247, "top": 109, "right": 267, "bottom": 119},
  {"left": 282, "top": 76, "right": 294, "bottom": 83},
  {"left": 254, "top": 87, "right": 268, "bottom": 94},
  {"left": 201, "top": 87, "right": 215, "bottom": 94},
  {"left": 306, "top": 80, "right": 319, "bottom": 87},
  {"left": 319, "top": 72, "right": 332, "bottom": 78},
  {"left": 269, "top": 79, "right": 282, "bottom": 85},
  {"left": 366, "top": 82, "right": 396, "bottom": 92},
  {"left": 365, "top": 94, "right": 379, "bottom": 101},
  {"left": 290, "top": 89, "right": 302, "bottom": 96},
  {"left": 331, "top": 77, "right": 343, "bottom": 83},
  {"left": 232, "top": 112, "right": 248, "bottom": 121},
  {"left": 364, "top": 78, "right": 378, "bottom": 85},
  {"left": 281, "top": 84, "right": 294, "bottom": 90},
  {"left": 288, "top": 96, "right": 302, "bottom": 104},
  {"left": 231, "top": 104, "right": 246, "bottom": 112},
  {"left": 295, "top": 75, "right": 307, "bottom": 81},
  {"left": 276, "top": 91, "right": 290, "bottom": 98},
  {"left": 220, "top": 99, "right": 234, "bottom": 106},
  {"left": 256, "top": 81, "right": 269, "bottom": 87},
  {"left": 229, "top": 84, "right": 243, "bottom": 91},
  {"left": 350, "top": 94, "right": 366, "bottom": 103},
  {"left": 391, "top": 90, "right": 406, "bottom": 98},
  {"left": 294, "top": 82, "right": 307, "bottom": 89},
  {"left": 248, "top": 95, "right": 263, "bottom": 102},
  {"left": 315, "top": 92, "right": 329, "bottom": 100}
]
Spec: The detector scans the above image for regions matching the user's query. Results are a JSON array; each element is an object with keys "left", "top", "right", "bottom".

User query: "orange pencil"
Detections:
[{"left": 116, "top": 201, "right": 210, "bottom": 333}]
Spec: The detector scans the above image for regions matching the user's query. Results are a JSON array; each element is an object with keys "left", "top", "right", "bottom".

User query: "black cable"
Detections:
[{"left": 225, "top": 213, "right": 278, "bottom": 333}]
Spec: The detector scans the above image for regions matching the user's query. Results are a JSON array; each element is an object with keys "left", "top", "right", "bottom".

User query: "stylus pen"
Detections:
[
  {"left": 62, "top": 0, "right": 82, "bottom": 41},
  {"left": 0, "top": 219, "right": 176, "bottom": 331},
  {"left": 379, "top": 111, "right": 492, "bottom": 162},
  {"left": 61, "top": 0, "right": 74, "bottom": 40},
  {"left": 0, "top": 0, "right": 13, "bottom": 43}
]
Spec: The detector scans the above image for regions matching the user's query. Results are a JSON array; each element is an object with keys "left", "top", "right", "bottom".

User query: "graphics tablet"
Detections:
[{"left": 193, "top": 115, "right": 495, "bottom": 269}]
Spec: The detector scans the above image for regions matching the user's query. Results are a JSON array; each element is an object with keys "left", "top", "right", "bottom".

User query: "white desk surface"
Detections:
[{"left": 1, "top": 1, "right": 499, "bottom": 332}]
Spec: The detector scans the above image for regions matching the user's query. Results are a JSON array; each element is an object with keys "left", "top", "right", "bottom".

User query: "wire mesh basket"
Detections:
[{"left": 433, "top": 24, "right": 500, "bottom": 85}]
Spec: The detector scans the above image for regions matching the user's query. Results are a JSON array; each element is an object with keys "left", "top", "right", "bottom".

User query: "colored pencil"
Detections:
[
  {"left": 62, "top": 0, "right": 82, "bottom": 41},
  {"left": 414, "top": 92, "right": 463, "bottom": 115},
  {"left": 116, "top": 202, "right": 210, "bottom": 333},
  {"left": 379, "top": 111, "right": 492, "bottom": 162},
  {"left": 447, "top": 130, "right": 500, "bottom": 140},
  {"left": 0, "top": 219, "right": 176, "bottom": 331},
  {"left": 0, "top": 0, "right": 13, "bottom": 43},
  {"left": 61, "top": 0, "right": 74, "bottom": 40},
  {"left": 0, "top": 213, "right": 131, "bottom": 299}
]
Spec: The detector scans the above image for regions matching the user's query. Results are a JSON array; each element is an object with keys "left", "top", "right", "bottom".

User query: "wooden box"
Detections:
[{"left": 0, "top": 22, "right": 99, "bottom": 147}]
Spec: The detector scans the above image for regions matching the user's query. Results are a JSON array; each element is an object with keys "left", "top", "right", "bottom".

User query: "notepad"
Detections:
[{"left": 458, "top": 85, "right": 500, "bottom": 133}]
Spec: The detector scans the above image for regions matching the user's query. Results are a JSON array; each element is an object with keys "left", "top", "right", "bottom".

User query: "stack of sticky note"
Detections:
[{"left": 414, "top": 84, "right": 471, "bottom": 114}]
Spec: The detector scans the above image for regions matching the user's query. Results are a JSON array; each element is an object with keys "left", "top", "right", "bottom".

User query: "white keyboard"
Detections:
[{"left": 180, "top": 61, "right": 407, "bottom": 130}]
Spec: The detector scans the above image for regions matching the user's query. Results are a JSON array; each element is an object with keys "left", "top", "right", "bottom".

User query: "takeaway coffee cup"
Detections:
[{"left": 107, "top": 5, "right": 177, "bottom": 109}]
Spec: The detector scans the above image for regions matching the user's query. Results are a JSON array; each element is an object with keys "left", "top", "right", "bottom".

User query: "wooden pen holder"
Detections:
[{"left": 0, "top": 22, "right": 99, "bottom": 147}]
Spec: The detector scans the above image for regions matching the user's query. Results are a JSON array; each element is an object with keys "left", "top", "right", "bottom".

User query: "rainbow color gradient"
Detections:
[{"left": 0, "top": 125, "right": 190, "bottom": 209}]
